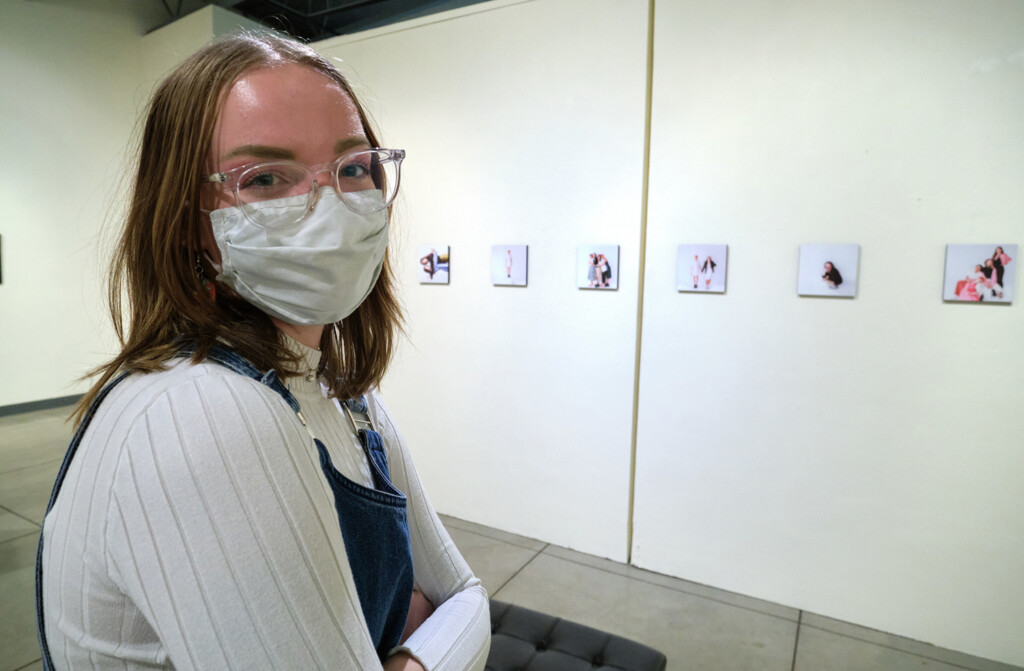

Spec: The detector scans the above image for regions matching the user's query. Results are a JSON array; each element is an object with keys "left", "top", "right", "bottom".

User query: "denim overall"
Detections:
[{"left": 36, "top": 344, "right": 414, "bottom": 668}]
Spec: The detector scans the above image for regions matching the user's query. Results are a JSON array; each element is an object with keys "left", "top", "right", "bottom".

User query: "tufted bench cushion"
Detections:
[{"left": 486, "top": 600, "right": 667, "bottom": 671}]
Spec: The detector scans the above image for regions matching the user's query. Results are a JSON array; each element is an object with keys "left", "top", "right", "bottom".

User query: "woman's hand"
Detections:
[
  {"left": 385, "top": 592, "right": 433, "bottom": 671},
  {"left": 383, "top": 651, "right": 427, "bottom": 671},
  {"left": 400, "top": 589, "right": 435, "bottom": 644}
]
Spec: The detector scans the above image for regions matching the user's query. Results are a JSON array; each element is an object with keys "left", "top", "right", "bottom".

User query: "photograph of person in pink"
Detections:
[{"left": 944, "top": 244, "right": 1016, "bottom": 303}]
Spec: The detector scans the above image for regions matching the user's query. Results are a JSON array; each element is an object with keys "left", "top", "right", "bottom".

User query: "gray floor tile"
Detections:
[
  {"left": 546, "top": 544, "right": 799, "bottom": 622},
  {"left": 0, "top": 460, "right": 61, "bottom": 524},
  {"left": 795, "top": 624, "right": 970, "bottom": 671},
  {"left": 446, "top": 526, "right": 541, "bottom": 596},
  {"left": 0, "top": 407, "right": 73, "bottom": 475},
  {"left": 13, "top": 662, "right": 43, "bottom": 671},
  {"left": 0, "top": 508, "right": 38, "bottom": 544},
  {"left": 494, "top": 551, "right": 797, "bottom": 671},
  {"left": 0, "top": 533, "right": 45, "bottom": 671},
  {"left": 439, "top": 514, "right": 547, "bottom": 552},
  {"left": 801, "top": 613, "right": 1024, "bottom": 671}
]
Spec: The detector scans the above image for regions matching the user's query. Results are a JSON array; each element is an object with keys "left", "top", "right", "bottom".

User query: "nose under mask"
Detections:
[{"left": 208, "top": 187, "right": 389, "bottom": 325}]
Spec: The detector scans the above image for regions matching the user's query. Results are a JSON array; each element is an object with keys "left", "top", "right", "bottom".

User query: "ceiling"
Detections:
[{"left": 158, "top": 0, "right": 493, "bottom": 41}]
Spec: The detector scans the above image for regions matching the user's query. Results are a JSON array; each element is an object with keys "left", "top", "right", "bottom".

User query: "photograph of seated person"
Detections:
[
  {"left": 822, "top": 261, "right": 843, "bottom": 289},
  {"left": 36, "top": 32, "right": 489, "bottom": 671}
]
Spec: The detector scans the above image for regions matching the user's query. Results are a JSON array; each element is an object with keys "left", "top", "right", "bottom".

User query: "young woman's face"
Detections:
[
  {"left": 996, "top": 246, "right": 1003, "bottom": 255},
  {"left": 200, "top": 63, "right": 368, "bottom": 263},
  {"left": 824, "top": 262, "right": 833, "bottom": 272}
]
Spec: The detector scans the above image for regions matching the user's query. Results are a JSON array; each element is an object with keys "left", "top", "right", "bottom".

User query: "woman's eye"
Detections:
[
  {"left": 239, "top": 170, "right": 287, "bottom": 190},
  {"left": 338, "top": 161, "right": 370, "bottom": 179}
]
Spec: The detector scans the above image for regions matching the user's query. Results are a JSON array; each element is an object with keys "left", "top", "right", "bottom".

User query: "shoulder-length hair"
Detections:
[{"left": 74, "top": 31, "right": 402, "bottom": 424}]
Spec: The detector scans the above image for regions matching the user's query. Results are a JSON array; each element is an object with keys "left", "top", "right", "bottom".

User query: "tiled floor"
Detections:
[{"left": 1, "top": 405, "right": 1020, "bottom": 671}]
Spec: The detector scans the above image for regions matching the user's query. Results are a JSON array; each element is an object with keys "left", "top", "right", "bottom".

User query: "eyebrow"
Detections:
[
  {"left": 335, "top": 137, "right": 370, "bottom": 154},
  {"left": 221, "top": 145, "right": 294, "bottom": 161},
  {"left": 221, "top": 137, "right": 370, "bottom": 162}
]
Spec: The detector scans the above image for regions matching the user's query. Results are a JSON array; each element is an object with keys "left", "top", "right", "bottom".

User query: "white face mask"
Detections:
[{"left": 209, "top": 187, "right": 389, "bottom": 325}]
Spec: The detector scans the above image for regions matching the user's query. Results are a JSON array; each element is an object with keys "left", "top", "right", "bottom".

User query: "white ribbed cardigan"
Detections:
[{"left": 41, "top": 340, "right": 489, "bottom": 670}]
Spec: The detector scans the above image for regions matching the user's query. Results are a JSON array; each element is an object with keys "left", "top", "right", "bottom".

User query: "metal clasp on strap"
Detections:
[
  {"left": 339, "top": 397, "right": 375, "bottom": 434},
  {"left": 294, "top": 410, "right": 319, "bottom": 442}
]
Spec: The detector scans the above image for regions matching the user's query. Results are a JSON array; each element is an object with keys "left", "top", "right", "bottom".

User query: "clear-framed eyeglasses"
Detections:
[{"left": 202, "top": 148, "right": 405, "bottom": 228}]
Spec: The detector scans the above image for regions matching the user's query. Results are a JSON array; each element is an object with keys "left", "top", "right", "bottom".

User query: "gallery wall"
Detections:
[
  {"left": 634, "top": 0, "right": 1024, "bottom": 666},
  {"left": 1, "top": 1, "right": 142, "bottom": 408},
  {"left": 0, "top": 2, "right": 260, "bottom": 410},
  {"left": 317, "top": 0, "right": 651, "bottom": 562},
  {"left": 321, "top": 0, "right": 1023, "bottom": 665}
]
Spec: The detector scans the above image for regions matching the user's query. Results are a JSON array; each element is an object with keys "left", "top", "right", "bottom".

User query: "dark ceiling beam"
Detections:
[
  {"left": 263, "top": 0, "right": 382, "bottom": 20},
  {"left": 256, "top": 0, "right": 344, "bottom": 36}
]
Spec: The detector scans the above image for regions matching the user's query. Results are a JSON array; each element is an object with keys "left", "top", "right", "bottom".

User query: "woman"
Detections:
[
  {"left": 991, "top": 246, "right": 1012, "bottom": 291},
  {"left": 421, "top": 248, "right": 437, "bottom": 279},
  {"left": 599, "top": 254, "right": 612, "bottom": 287},
  {"left": 979, "top": 258, "right": 1001, "bottom": 299},
  {"left": 956, "top": 264, "right": 985, "bottom": 301},
  {"left": 701, "top": 255, "right": 716, "bottom": 290},
  {"left": 37, "top": 33, "right": 489, "bottom": 670},
  {"left": 822, "top": 261, "right": 843, "bottom": 289}
]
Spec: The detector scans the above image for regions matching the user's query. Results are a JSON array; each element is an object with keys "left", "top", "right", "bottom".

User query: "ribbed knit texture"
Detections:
[{"left": 41, "top": 337, "right": 489, "bottom": 670}]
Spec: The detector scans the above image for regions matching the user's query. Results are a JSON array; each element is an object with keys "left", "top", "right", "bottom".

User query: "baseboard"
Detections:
[{"left": 0, "top": 395, "right": 81, "bottom": 418}]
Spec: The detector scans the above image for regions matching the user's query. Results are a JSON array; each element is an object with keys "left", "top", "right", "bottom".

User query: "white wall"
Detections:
[
  {"left": 0, "top": 1, "right": 143, "bottom": 407},
  {"left": 634, "top": 0, "right": 1024, "bottom": 666},
  {"left": 319, "top": 0, "right": 1023, "bottom": 664},
  {"left": 0, "top": 3, "right": 263, "bottom": 409},
  {"left": 317, "top": 0, "right": 651, "bottom": 562}
]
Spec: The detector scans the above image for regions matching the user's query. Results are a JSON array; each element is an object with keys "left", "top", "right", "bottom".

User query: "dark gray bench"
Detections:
[{"left": 486, "top": 600, "right": 667, "bottom": 671}]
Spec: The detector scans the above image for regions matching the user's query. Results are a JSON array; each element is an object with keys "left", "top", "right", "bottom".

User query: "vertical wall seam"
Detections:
[{"left": 627, "top": 0, "right": 656, "bottom": 566}]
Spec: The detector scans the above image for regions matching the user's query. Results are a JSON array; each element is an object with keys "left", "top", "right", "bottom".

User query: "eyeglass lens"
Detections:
[{"left": 236, "top": 150, "right": 400, "bottom": 219}]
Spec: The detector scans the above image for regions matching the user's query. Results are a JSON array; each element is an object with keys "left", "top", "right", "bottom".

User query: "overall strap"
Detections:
[
  {"left": 183, "top": 343, "right": 301, "bottom": 412},
  {"left": 340, "top": 397, "right": 393, "bottom": 486},
  {"left": 36, "top": 369, "right": 132, "bottom": 671}
]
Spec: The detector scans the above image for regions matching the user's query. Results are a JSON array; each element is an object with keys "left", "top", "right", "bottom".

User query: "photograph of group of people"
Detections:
[
  {"left": 417, "top": 245, "right": 450, "bottom": 284},
  {"left": 944, "top": 244, "right": 1016, "bottom": 303},
  {"left": 577, "top": 246, "right": 620, "bottom": 290},
  {"left": 491, "top": 245, "right": 528, "bottom": 286},
  {"left": 798, "top": 244, "right": 860, "bottom": 298},
  {"left": 676, "top": 244, "right": 727, "bottom": 293}
]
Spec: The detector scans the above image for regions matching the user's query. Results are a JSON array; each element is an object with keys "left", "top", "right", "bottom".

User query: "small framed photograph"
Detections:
[
  {"left": 943, "top": 244, "right": 1016, "bottom": 303},
  {"left": 417, "top": 245, "right": 450, "bottom": 284},
  {"left": 492, "top": 245, "right": 528, "bottom": 286},
  {"left": 677, "top": 244, "right": 727, "bottom": 293},
  {"left": 577, "top": 245, "right": 619, "bottom": 290},
  {"left": 798, "top": 244, "right": 859, "bottom": 298}
]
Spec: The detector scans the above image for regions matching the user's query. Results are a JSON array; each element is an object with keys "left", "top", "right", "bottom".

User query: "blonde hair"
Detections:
[{"left": 74, "top": 32, "right": 402, "bottom": 424}]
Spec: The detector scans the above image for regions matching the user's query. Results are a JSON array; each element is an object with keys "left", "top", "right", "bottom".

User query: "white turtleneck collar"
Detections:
[{"left": 280, "top": 332, "right": 324, "bottom": 398}]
